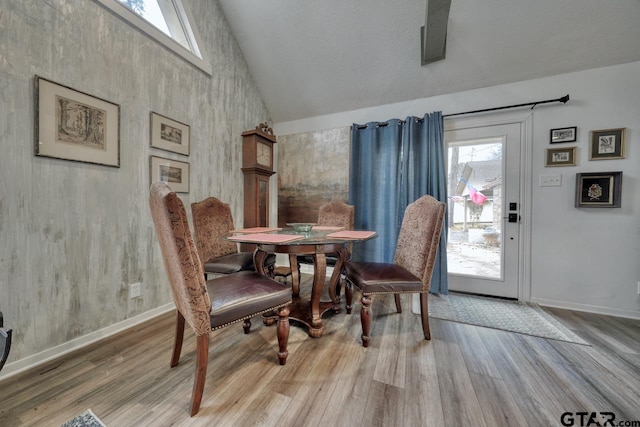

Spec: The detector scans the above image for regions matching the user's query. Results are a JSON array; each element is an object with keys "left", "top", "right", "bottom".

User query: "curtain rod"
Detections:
[
  {"left": 351, "top": 94, "right": 570, "bottom": 129},
  {"left": 443, "top": 94, "right": 569, "bottom": 118}
]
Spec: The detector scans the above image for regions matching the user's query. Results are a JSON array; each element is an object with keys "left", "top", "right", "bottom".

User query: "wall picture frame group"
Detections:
[
  {"left": 545, "top": 146, "right": 576, "bottom": 167},
  {"left": 35, "top": 76, "right": 120, "bottom": 167},
  {"left": 589, "top": 128, "right": 625, "bottom": 160},
  {"left": 150, "top": 112, "right": 190, "bottom": 156},
  {"left": 550, "top": 126, "right": 577, "bottom": 143},
  {"left": 575, "top": 171, "right": 622, "bottom": 208},
  {"left": 150, "top": 156, "right": 190, "bottom": 193}
]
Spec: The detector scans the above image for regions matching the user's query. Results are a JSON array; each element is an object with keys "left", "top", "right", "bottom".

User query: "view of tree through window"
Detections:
[
  {"left": 117, "top": 0, "right": 191, "bottom": 51},
  {"left": 123, "top": 0, "right": 144, "bottom": 14}
]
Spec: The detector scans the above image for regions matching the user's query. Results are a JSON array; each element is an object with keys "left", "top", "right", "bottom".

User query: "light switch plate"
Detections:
[
  {"left": 129, "top": 282, "right": 142, "bottom": 299},
  {"left": 540, "top": 174, "right": 562, "bottom": 187}
]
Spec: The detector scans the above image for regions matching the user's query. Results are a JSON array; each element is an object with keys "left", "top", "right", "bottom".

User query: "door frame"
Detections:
[{"left": 444, "top": 111, "right": 533, "bottom": 302}]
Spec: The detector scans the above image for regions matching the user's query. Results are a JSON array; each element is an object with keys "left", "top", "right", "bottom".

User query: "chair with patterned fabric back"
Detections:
[
  {"left": 150, "top": 182, "right": 291, "bottom": 416},
  {"left": 294, "top": 200, "right": 354, "bottom": 297},
  {"left": 191, "top": 197, "right": 276, "bottom": 279},
  {"left": 344, "top": 195, "right": 445, "bottom": 347}
]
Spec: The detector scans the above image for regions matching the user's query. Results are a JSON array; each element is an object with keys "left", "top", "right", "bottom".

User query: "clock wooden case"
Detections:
[{"left": 242, "top": 123, "right": 276, "bottom": 229}]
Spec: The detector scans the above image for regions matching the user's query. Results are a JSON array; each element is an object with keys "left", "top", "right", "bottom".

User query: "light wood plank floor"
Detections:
[{"left": 1, "top": 277, "right": 639, "bottom": 426}]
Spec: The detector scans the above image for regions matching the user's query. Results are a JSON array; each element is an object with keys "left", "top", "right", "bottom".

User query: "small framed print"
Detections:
[
  {"left": 150, "top": 156, "right": 190, "bottom": 193},
  {"left": 150, "top": 112, "right": 190, "bottom": 156},
  {"left": 589, "top": 128, "right": 625, "bottom": 160},
  {"left": 545, "top": 147, "right": 576, "bottom": 167},
  {"left": 575, "top": 171, "right": 622, "bottom": 208},
  {"left": 35, "top": 76, "right": 120, "bottom": 167},
  {"left": 550, "top": 126, "right": 577, "bottom": 144}
]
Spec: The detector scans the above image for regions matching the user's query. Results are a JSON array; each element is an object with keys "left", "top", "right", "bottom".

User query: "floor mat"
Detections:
[
  {"left": 423, "top": 292, "right": 589, "bottom": 345},
  {"left": 60, "top": 409, "right": 106, "bottom": 427}
]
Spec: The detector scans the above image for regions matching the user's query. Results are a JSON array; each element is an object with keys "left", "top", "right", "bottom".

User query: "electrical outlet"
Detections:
[
  {"left": 129, "top": 282, "right": 142, "bottom": 299},
  {"left": 540, "top": 174, "right": 562, "bottom": 187},
  {"left": 637, "top": 281, "right": 640, "bottom": 295}
]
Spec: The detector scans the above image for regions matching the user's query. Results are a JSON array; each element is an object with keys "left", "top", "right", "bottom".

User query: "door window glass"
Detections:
[{"left": 447, "top": 139, "right": 502, "bottom": 279}]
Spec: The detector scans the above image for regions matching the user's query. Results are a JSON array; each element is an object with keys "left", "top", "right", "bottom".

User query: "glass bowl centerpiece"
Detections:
[{"left": 287, "top": 223, "right": 315, "bottom": 234}]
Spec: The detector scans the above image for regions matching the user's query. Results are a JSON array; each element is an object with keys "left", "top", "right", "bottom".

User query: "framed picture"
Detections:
[
  {"left": 35, "top": 76, "right": 120, "bottom": 167},
  {"left": 550, "top": 126, "right": 577, "bottom": 143},
  {"left": 589, "top": 128, "right": 625, "bottom": 160},
  {"left": 545, "top": 146, "right": 576, "bottom": 167},
  {"left": 150, "top": 156, "right": 190, "bottom": 193},
  {"left": 575, "top": 171, "right": 622, "bottom": 208},
  {"left": 150, "top": 112, "right": 190, "bottom": 156}
]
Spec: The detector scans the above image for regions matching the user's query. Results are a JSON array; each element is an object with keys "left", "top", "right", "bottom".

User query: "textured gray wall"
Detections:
[{"left": 0, "top": 0, "right": 268, "bottom": 366}]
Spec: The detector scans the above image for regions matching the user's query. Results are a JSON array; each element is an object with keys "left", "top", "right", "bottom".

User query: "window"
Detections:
[
  {"left": 94, "top": 0, "right": 211, "bottom": 74},
  {"left": 117, "top": 0, "right": 189, "bottom": 51}
]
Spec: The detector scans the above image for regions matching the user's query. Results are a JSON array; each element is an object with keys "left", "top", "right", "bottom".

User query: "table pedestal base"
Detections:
[
  {"left": 253, "top": 243, "right": 352, "bottom": 338},
  {"left": 263, "top": 296, "right": 340, "bottom": 338}
]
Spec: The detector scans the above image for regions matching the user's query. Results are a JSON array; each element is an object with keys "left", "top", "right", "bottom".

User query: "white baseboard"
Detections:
[
  {"left": 0, "top": 303, "right": 175, "bottom": 382},
  {"left": 530, "top": 297, "right": 640, "bottom": 320}
]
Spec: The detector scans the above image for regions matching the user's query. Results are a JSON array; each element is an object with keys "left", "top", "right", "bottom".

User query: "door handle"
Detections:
[
  {"left": 503, "top": 213, "right": 520, "bottom": 223},
  {"left": 502, "top": 214, "right": 520, "bottom": 222}
]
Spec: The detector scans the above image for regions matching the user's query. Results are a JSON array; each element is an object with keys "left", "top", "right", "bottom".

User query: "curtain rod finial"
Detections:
[{"left": 560, "top": 94, "right": 570, "bottom": 103}]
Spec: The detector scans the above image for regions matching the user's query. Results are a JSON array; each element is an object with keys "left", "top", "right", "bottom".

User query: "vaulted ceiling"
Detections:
[{"left": 218, "top": 0, "right": 640, "bottom": 123}]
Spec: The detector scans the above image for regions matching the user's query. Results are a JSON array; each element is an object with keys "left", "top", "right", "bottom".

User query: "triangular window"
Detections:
[
  {"left": 117, "top": 0, "right": 193, "bottom": 52},
  {"left": 95, "top": 0, "right": 210, "bottom": 74}
]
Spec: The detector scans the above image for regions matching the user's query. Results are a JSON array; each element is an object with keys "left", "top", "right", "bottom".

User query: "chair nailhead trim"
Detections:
[{"left": 211, "top": 301, "right": 292, "bottom": 331}]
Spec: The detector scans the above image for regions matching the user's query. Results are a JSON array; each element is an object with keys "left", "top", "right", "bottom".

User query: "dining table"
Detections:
[{"left": 227, "top": 226, "right": 377, "bottom": 337}]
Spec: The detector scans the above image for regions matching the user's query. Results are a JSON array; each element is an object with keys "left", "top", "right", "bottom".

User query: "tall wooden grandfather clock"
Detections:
[{"left": 242, "top": 123, "right": 277, "bottom": 229}]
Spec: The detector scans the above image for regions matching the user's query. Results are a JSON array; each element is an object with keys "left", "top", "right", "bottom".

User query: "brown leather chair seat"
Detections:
[
  {"left": 204, "top": 252, "right": 275, "bottom": 275},
  {"left": 344, "top": 262, "right": 422, "bottom": 294},
  {"left": 208, "top": 271, "right": 291, "bottom": 329}
]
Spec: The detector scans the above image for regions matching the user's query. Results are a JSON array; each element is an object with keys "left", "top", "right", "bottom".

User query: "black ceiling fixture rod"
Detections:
[{"left": 443, "top": 94, "right": 570, "bottom": 118}]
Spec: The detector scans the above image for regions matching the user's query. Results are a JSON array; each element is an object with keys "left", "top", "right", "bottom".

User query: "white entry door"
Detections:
[{"left": 445, "top": 121, "right": 524, "bottom": 299}]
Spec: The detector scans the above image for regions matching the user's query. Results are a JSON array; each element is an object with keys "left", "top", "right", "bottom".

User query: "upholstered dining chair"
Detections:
[
  {"left": 0, "top": 311, "right": 12, "bottom": 373},
  {"left": 295, "top": 200, "right": 355, "bottom": 296},
  {"left": 344, "top": 195, "right": 445, "bottom": 347},
  {"left": 191, "top": 197, "right": 276, "bottom": 279},
  {"left": 150, "top": 182, "right": 291, "bottom": 416}
]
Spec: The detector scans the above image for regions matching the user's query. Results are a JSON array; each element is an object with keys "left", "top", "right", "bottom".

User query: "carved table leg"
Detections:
[
  {"left": 308, "top": 252, "right": 327, "bottom": 338},
  {"left": 255, "top": 247, "right": 278, "bottom": 326},
  {"left": 289, "top": 253, "right": 301, "bottom": 297},
  {"left": 327, "top": 246, "right": 347, "bottom": 313},
  {"left": 253, "top": 247, "right": 268, "bottom": 276}
]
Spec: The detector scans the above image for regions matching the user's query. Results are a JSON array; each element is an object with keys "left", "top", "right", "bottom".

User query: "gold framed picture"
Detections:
[{"left": 545, "top": 147, "right": 576, "bottom": 167}]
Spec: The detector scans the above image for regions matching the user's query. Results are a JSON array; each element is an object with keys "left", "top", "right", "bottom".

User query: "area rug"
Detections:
[
  {"left": 60, "top": 409, "right": 106, "bottom": 427},
  {"left": 423, "top": 293, "right": 590, "bottom": 345}
]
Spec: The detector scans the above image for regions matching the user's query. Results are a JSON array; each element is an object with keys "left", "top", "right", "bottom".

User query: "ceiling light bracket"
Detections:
[{"left": 421, "top": 0, "right": 451, "bottom": 65}]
